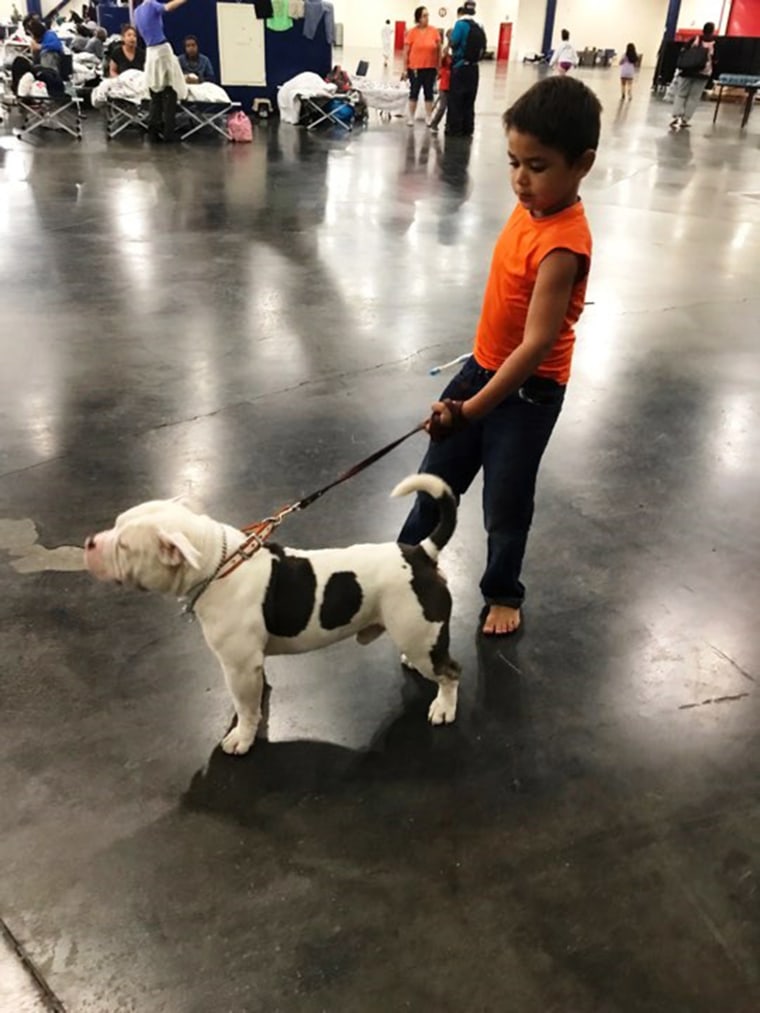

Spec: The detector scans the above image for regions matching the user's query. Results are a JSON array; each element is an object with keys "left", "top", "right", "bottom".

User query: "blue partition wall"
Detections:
[{"left": 162, "top": 1, "right": 332, "bottom": 110}]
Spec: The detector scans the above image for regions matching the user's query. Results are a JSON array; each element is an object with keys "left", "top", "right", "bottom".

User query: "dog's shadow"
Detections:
[{"left": 182, "top": 633, "right": 537, "bottom": 825}]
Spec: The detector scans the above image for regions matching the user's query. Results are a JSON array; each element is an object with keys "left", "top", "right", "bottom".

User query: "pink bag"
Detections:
[{"left": 228, "top": 111, "right": 253, "bottom": 142}]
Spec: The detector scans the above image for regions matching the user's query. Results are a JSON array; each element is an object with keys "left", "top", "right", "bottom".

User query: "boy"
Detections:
[
  {"left": 429, "top": 48, "right": 451, "bottom": 132},
  {"left": 399, "top": 76, "right": 602, "bottom": 636}
]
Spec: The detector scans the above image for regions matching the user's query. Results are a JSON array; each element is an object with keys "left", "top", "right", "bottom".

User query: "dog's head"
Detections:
[{"left": 84, "top": 498, "right": 208, "bottom": 595}]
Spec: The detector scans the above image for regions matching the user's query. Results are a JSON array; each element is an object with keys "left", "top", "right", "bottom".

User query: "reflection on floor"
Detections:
[{"left": 1, "top": 64, "right": 759, "bottom": 1011}]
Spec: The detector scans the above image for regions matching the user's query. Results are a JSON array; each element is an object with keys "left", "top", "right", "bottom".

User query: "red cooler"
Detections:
[{"left": 395, "top": 20, "right": 407, "bottom": 51}]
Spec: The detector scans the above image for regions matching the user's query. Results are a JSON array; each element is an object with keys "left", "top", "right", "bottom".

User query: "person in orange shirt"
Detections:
[
  {"left": 403, "top": 6, "right": 441, "bottom": 126},
  {"left": 399, "top": 76, "right": 602, "bottom": 636}
]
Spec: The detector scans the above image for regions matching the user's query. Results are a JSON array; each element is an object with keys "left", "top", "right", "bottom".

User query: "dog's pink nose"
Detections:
[{"left": 85, "top": 535, "right": 96, "bottom": 550}]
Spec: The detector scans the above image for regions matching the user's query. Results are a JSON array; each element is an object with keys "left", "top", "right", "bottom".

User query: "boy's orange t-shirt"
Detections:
[
  {"left": 405, "top": 25, "right": 440, "bottom": 69},
  {"left": 473, "top": 200, "right": 592, "bottom": 384}
]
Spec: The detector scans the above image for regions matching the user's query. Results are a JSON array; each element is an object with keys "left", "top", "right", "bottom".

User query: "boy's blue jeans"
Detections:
[{"left": 398, "top": 356, "right": 565, "bottom": 608}]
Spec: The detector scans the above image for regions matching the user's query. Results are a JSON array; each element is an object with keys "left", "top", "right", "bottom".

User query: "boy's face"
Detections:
[
  {"left": 185, "top": 39, "right": 199, "bottom": 60},
  {"left": 507, "top": 129, "right": 594, "bottom": 217}
]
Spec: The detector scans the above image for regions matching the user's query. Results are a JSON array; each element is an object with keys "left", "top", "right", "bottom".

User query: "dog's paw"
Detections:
[
  {"left": 428, "top": 690, "right": 457, "bottom": 726},
  {"left": 221, "top": 725, "right": 256, "bottom": 756}
]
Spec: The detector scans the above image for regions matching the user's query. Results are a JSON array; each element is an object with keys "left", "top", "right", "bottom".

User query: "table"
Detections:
[{"left": 712, "top": 73, "right": 760, "bottom": 129}]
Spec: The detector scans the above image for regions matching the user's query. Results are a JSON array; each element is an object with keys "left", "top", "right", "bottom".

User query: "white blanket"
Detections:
[
  {"left": 92, "top": 70, "right": 147, "bottom": 107},
  {"left": 92, "top": 71, "right": 230, "bottom": 108},
  {"left": 352, "top": 77, "right": 408, "bottom": 112},
  {"left": 278, "top": 71, "right": 336, "bottom": 124}
]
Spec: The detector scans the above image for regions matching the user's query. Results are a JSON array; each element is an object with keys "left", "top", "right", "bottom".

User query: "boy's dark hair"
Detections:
[
  {"left": 414, "top": 5, "right": 426, "bottom": 23},
  {"left": 561, "top": 28, "right": 570, "bottom": 41},
  {"left": 184, "top": 34, "right": 198, "bottom": 43},
  {"left": 703, "top": 21, "right": 715, "bottom": 35},
  {"left": 504, "top": 76, "right": 602, "bottom": 164}
]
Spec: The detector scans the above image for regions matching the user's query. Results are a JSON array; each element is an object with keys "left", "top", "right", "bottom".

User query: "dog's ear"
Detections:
[{"left": 157, "top": 530, "right": 203, "bottom": 569}]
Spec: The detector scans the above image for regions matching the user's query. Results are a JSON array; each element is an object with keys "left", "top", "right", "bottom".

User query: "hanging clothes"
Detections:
[
  {"left": 267, "top": 0, "right": 293, "bottom": 31},
  {"left": 253, "top": 0, "right": 274, "bottom": 18},
  {"left": 288, "top": 0, "right": 305, "bottom": 18},
  {"left": 303, "top": 0, "right": 335, "bottom": 44}
]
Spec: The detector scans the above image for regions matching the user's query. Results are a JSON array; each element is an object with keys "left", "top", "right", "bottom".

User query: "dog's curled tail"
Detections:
[{"left": 391, "top": 474, "right": 457, "bottom": 561}]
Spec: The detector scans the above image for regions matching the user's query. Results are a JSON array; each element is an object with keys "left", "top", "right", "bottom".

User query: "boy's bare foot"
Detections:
[{"left": 482, "top": 605, "right": 521, "bottom": 636}]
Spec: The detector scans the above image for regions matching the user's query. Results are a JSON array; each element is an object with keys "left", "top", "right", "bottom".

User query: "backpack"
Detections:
[
  {"left": 677, "top": 39, "right": 708, "bottom": 75},
  {"left": 462, "top": 20, "right": 486, "bottom": 63},
  {"left": 228, "top": 110, "right": 253, "bottom": 142}
]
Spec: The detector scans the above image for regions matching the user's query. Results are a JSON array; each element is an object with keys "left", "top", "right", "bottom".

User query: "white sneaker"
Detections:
[{"left": 407, "top": 118, "right": 415, "bottom": 127}]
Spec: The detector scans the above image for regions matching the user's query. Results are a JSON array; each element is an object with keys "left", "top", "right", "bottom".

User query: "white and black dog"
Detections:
[{"left": 84, "top": 475, "right": 461, "bottom": 756}]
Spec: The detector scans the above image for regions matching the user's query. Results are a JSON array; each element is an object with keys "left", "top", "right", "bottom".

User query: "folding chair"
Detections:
[
  {"left": 299, "top": 93, "right": 353, "bottom": 131},
  {"left": 178, "top": 100, "right": 240, "bottom": 141},
  {"left": 15, "top": 54, "right": 83, "bottom": 141},
  {"left": 105, "top": 97, "right": 150, "bottom": 140}
]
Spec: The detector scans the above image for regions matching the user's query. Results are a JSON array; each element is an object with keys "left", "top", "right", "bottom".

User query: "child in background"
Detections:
[
  {"left": 551, "top": 29, "right": 578, "bottom": 75},
  {"left": 619, "top": 43, "right": 638, "bottom": 100},
  {"left": 399, "top": 76, "right": 602, "bottom": 636},
  {"left": 429, "top": 50, "right": 452, "bottom": 132}
]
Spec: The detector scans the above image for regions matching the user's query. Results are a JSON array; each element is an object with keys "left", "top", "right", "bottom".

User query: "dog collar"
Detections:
[{"left": 181, "top": 529, "right": 228, "bottom": 618}]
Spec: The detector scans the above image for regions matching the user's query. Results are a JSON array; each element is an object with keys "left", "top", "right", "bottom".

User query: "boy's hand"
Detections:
[{"left": 427, "top": 399, "right": 468, "bottom": 442}]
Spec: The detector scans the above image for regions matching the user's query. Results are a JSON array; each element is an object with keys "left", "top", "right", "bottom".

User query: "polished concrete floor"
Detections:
[{"left": 1, "top": 64, "right": 759, "bottom": 1012}]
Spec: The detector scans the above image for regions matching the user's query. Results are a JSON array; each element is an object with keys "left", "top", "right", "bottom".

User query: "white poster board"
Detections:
[{"left": 216, "top": 2, "right": 266, "bottom": 87}]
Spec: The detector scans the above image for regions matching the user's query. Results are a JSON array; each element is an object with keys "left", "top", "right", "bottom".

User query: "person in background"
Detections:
[
  {"left": 551, "top": 28, "right": 578, "bottom": 75},
  {"left": 382, "top": 18, "right": 393, "bottom": 68},
  {"left": 619, "top": 42, "right": 638, "bottom": 100},
  {"left": 12, "top": 18, "right": 63, "bottom": 94},
  {"left": 29, "top": 19, "right": 63, "bottom": 74},
  {"left": 84, "top": 27, "right": 108, "bottom": 61},
  {"left": 133, "top": 0, "right": 191, "bottom": 141},
  {"left": 429, "top": 45, "right": 451, "bottom": 133},
  {"left": 399, "top": 76, "right": 601, "bottom": 637},
  {"left": 178, "top": 34, "right": 215, "bottom": 83},
  {"left": 109, "top": 25, "right": 145, "bottom": 77},
  {"left": 403, "top": 6, "right": 441, "bottom": 127},
  {"left": 447, "top": 3, "right": 486, "bottom": 137},
  {"left": 670, "top": 21, "right": 717, "bottom": 131}
]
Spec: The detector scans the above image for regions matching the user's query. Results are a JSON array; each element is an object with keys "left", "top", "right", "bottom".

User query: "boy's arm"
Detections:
[
  {"left": 432, "top": 250, "right": 580, "bottom": 429},
  {"left": 164, "top": 0, "right": 189, "bottom": 12}
]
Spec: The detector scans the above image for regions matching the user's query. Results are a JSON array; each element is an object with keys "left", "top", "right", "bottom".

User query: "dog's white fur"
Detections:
[{"left": 84, "top": 475, "right": 460, "bottom": 756}]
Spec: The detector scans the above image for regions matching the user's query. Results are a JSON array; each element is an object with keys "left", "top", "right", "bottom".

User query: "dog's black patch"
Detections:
[
  {"left": 320, "top": 571, "right": 363, "bottom": 630},
  {"left": 430, "top": 621, "right": 450, "bottom": 671},
  {"left": 262, "top": 544, "right": 317, "bottom": 638},
  {"left": 399, "top": 544, "right": 450, "bottom": 623}
]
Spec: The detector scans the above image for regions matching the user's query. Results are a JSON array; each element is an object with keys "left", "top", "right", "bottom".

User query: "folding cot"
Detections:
[{"left": 16, "top": 81, "right": 83, "bottom": 141}]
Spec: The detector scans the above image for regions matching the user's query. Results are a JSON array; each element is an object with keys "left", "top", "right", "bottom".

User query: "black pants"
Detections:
[
  {"left": 446, "top": 63, "right": 479, "bottom": 136},
  {"left": 398, "top": 357, "right": 565, "bottom": 607},
  {"left": 149, "top": 87, "right": 177, "bottom": 138}
]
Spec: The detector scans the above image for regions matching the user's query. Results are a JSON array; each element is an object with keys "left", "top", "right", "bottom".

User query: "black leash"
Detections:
[{"left": 293, "top": 422, "right": 427, "bottom": 513}]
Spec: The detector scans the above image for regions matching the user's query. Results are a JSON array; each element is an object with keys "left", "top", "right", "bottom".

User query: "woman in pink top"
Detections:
[{"left": 403, "top": 6, "right": 441, "bottom": 126}]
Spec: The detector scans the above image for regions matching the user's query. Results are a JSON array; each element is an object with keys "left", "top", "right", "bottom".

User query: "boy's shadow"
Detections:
[{"left": 182, "top": 631, "right": 538, "bottom": 825}]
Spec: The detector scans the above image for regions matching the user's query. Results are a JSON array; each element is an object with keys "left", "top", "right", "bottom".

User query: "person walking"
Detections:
[
  {"left": 619, "top": 42, "right": 638, "bottom": 100},
  {"left": 403, "top": 6, "right": 441, "bottom": 127},
  {"left": 134, "top": 0, "right": 191, "bottom": 142},
  {"left": 446, "top": 2, "right": 486, "bottom": 137},
  {"left": 550, "top": 29, "right": 578, "bottom": 75},
  {"left": 670, "top": 21, "right": 717, "bottom": 131}
]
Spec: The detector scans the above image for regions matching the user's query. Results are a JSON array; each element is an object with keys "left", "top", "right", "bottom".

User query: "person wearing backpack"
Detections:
[
  {"left": 670, "top": 21, "right": 717, "bottom": 131},
  {"left": 446, "top": 2, "right": 486, "bottom": 137}
]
